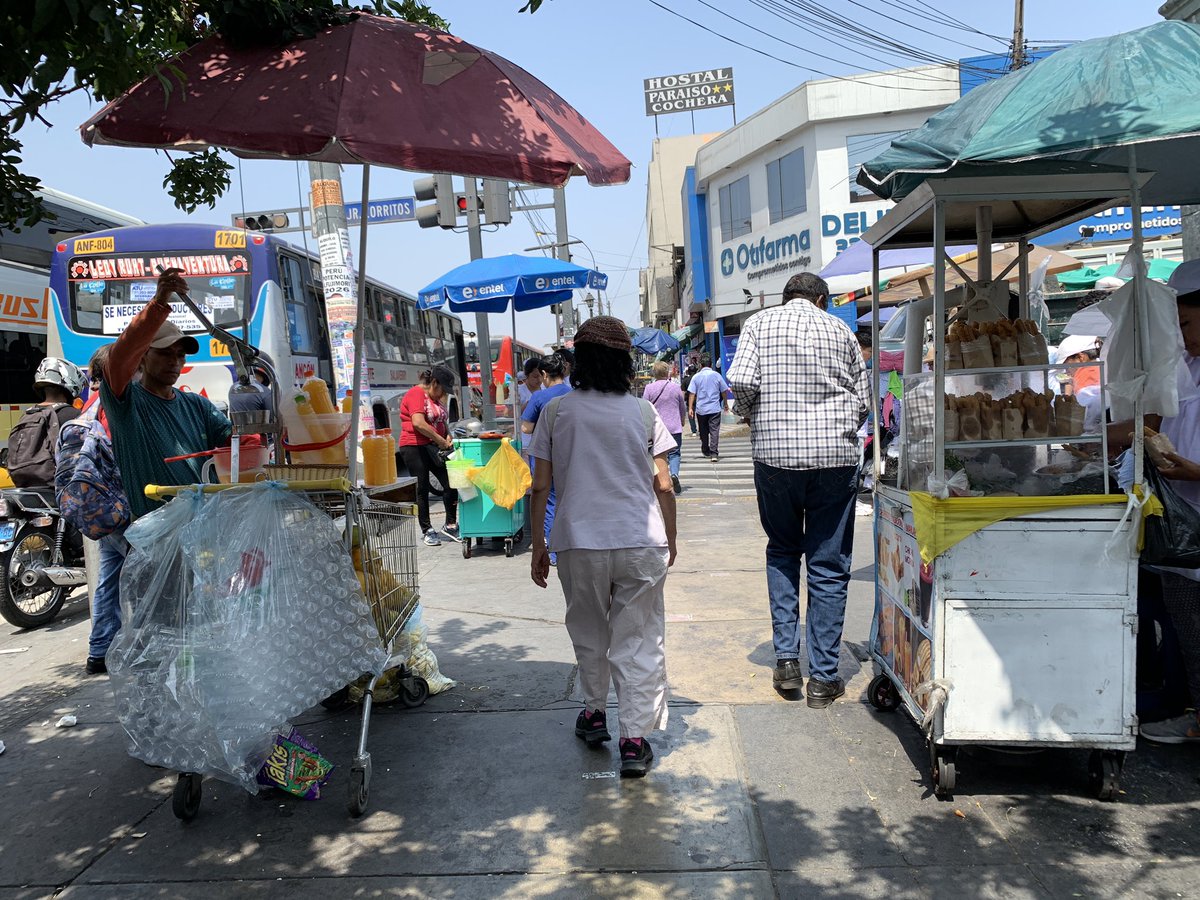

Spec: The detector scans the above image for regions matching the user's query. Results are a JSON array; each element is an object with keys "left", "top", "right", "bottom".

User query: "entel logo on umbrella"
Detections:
[
  {"left": 534, "top": 275, "right": 576, "bottom": 290},
  {"left": 461, "top": 283, "right": 505, "bottom": 300}
]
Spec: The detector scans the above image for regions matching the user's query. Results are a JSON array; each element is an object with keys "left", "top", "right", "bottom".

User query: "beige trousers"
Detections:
[{"left": 557, "top": 547, "right": 670, "bottom": 738}]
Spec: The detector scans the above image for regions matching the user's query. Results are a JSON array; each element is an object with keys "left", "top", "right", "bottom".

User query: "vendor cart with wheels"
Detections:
[
  {"left": 861, "top": 171, "right": 1147, "bottom": 800},
  {"left": 452, "top": 437, "right": 526, "bottom": 559},
  {"left": 137, "top": 478, "right": 422, "bottom": 821}
]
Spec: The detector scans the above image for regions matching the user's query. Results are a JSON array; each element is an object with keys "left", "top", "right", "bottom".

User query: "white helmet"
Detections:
[{"left": 34, "top": 357, "right": 86, "bottom": 399}]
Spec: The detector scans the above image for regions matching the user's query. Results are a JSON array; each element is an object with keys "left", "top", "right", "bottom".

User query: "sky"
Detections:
[{"left": 15, "top": 0, "right": 1159, "bottom": 349}]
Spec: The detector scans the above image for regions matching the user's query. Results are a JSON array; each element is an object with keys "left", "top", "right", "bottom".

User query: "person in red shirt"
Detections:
[{"left": 399, "top": 366, "right": 459, "bottom": 546}]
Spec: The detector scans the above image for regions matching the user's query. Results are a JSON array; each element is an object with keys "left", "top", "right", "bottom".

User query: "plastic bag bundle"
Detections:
[
  {"left": 396, "top": 605, "right": 456, "bottom": 694},
  {"left": 108, "top": 485, "right": 388, "bottom": 792},
  {"left": 467, "top": 438, "right": 530, "bottom": 509}
]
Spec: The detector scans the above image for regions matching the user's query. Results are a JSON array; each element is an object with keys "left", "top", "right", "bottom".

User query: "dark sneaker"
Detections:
[
  {"left": 619, "top": 737, "right": 654, "bottom": 777},
  {"left": 1141, "top": 712, "right": 1200, "bottom": 744},
  {"left": 85, "top": 656, "right": 107, "bottom": 675},
  {"left": 422, "top": 528, "right": 441, "bottom": 547},
  {"left": 575, "top": 709, "right": 611, "bottom": 745},
  {"left": 671, "top": 475, "right": 682, "bottom": 495},
  {"left": 806, "top": 677, "right": 845, "bottom": 709},
  {"left": 710, "top": 454, "right": 719, "bottom": 463},
  {"left": 773, "top": 659, "right": 803, "bottom": 692},
  {"left": 441, "top": 523, "right": 462, "bottom": 543}
]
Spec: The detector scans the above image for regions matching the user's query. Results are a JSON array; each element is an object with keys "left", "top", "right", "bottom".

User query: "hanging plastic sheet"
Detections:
[{"left": 108, "top": 484, "right": 388, "bottom": 792}]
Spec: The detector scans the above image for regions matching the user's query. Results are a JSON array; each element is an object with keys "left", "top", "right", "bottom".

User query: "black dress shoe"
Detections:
[
  {"left": 806, "top": 677, "right": 845, "bottom": 709},
  {"left": 773, "top": 659, "right": 803, "bottom": 691},
  {"left": 85, "top": 656, "right": 107, "bottom": 675}
]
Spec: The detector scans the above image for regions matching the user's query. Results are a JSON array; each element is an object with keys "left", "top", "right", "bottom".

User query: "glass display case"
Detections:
[{"left": 900, "top": 361, "right": 1109, "bottom": 497}]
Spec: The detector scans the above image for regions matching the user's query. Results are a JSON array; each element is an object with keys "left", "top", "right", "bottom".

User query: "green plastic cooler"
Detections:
[{"left": 452, "top": 438, "right": 526, "bottom": 559}]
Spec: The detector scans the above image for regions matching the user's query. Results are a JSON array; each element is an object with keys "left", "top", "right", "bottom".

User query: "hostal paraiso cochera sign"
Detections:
[{"left": 644, "top": 68, "right": 735, "bottom": 116}]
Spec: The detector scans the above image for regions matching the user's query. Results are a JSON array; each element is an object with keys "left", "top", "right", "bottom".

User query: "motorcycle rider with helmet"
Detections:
[{"left": 6, "top": 358, "right": 85, "bottom": 489}]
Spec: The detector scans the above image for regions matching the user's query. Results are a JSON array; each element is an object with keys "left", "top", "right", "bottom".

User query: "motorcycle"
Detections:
[{"left": 0, "top": 486, "right": 88, "bottom": 629}]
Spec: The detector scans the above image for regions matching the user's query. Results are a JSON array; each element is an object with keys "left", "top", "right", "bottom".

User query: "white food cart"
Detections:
[{"left": 863, "top": 170, "right": 1150, "bottom": 800}]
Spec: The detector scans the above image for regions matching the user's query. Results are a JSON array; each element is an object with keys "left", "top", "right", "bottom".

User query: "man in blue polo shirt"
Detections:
[{"left": 687, "top": 354, "right": 732, "bottom": 461}]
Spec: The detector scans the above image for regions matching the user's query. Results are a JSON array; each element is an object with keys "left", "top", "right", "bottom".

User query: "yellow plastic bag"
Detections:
[{"left": 467, "top": 438, "right": 530, "bottom": 509}]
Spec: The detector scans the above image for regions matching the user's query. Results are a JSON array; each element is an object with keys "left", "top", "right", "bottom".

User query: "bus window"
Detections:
[
  {"left": 66, "top": 251, "right": 247, "bottom": 336},
  {"left": 280, "top": 254, "right": 318, "bottom": 355},
  {"left": 380, "top": 293, "right": 402, "bottom": 361}
]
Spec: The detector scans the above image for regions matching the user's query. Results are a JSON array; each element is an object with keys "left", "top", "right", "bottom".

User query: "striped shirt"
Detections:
[{"left": 727, "top": 300, "right": 870, "bottom": 470}]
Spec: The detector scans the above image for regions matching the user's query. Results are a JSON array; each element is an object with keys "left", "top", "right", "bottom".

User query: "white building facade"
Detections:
[{"left": 686, "top": 66, "right": 961, "bottom": 367}]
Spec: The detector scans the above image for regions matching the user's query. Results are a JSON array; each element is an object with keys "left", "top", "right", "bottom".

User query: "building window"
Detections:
[
  {"left": 718, "top": 175, "right": 752, "bottom": 242},
  {"left": 847, "top": 130, "right": 907, "bottom": 202},
  {"left": 766, "top": 148, "right": 806, "bottom": 224}
]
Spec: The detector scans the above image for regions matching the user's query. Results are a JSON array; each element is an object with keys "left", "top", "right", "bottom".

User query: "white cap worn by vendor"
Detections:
[
  {"left": 1169, "top": 259, "right": 1200, "bottom": 300},
  {"left": 1056, "top": 334, "right": 1099, "bottom": 363},
  {"left": 149, "top": 320, "right": 200, "bottom": 354}
]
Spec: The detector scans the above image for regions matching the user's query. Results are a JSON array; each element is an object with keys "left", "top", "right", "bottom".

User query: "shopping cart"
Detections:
[{"left": 142, "top": 478, "right": 422, "bottom": 818}]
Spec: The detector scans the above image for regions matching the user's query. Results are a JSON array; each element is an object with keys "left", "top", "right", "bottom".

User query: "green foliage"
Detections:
[
  {"left": 518, "top": 0, "right": 548, "bottom": 11},
  {"left": 0, "top": 0, "right": 452, "bottom": 230},
  {"left": 162, "top": 148, "right": 234, "bottom": 214}
]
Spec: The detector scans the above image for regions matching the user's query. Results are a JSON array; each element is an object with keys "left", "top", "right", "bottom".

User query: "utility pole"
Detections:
[
  {"left": 308, "top": 161, "right": 372, "bottom": 439},
  {"left": 553, "top": 186, "right": 576, "bottom": 344},
  {"left": 1009, "top": 0, "right": 1025, "bottom": 71},
  {"left": 463, "top": 177, "right": 495, "bottom": 428}
]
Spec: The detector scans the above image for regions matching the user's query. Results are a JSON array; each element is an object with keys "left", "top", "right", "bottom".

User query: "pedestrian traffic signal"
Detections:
[
  {"left": 481, "top": 179, "right": 512, "bottom": 225},
  {"left": 233, "top": 213, "right": 289, "bottom": 231},
  {"left": 414, "top": 174, "right": 457, "bottom": 229}
]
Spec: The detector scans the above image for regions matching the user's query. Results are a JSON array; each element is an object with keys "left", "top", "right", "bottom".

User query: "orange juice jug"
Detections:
[
  {"left": 362, "top": 431, "right": 389, "bottom": 486},
  {"left": 380, "top": 428, "right": 398, "bottom": 483},
  {"left": 341, "top": 395, "right": 353, "bottom": 413},
  {"left": 302, "top": 376, "right": 336, "bottom": 414}
]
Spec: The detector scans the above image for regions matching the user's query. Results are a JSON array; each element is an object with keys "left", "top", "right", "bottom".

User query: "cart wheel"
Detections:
[
  {"left": 929, "top": 742, "right": 957, "bottom": 799},
  {"left": 514, "top": 528, "right": 525, "bottom": 544},
  {"left": 400, "top": 675, "right": 430, "bottom": 709},
  {"left": 1089, "top": 750, "right": 1124, "bottom": 802},
  {"left": 462, "top": 538, "right": 471, "bottom": 559},
  {"left": 868, "top": 673, "right": 900, "bottom": 712},
  {"left": 348, "top": 764, "right": 370, "bottom": 818},
  {"left": 172, "top": 772, "right": 202, "bottom": 821},
  {"left": 504, "top": 538, "right": 515, "bottom": 558},
  {"left": 320, "top": 685, "right": 352, "bottom": 710}
]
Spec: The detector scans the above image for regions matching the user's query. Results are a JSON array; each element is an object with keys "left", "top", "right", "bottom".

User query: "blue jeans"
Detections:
[
  {"left": 753, "top": 462, "right": 857, "bottom": 682},
  {"left": 668, "top": 433, "right": 682, "bottom": 478},
  {"left": 89, "top": 530, "right": 129, "bottom": 659}
]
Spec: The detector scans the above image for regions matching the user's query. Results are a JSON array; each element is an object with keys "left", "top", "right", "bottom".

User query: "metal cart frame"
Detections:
[
  {"left": 143, "top": 478, "right": 422, "bottom": 818},
  {"left": 861, "top": 170, "right": 1150, "bottom": 800}
]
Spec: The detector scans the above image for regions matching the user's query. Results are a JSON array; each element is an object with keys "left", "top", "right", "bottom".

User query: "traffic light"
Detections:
[
  {"left": 481, "top": 179, "right": 512, "bottom": 225},
  {"left": 233, "top": 213, "right": 289, "bottom": 231},
  {"left": 414, "top": 174, "right": 457, "bottom": 229},
  {"left": 453, "top": 192, "right": 482, "bottom": 217}
]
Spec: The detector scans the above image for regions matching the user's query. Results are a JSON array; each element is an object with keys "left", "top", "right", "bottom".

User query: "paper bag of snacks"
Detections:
[
  {"left": 1001, "top": 402, "right": 1024, "bottom": 441},
  {"left": 1015, "top": 319, "right": 1050, "bottom": 366},
  {"left": 945, "top": 339, "right": 964, "bottom": 371},
  {"left": 983, "top": 321, "right": 1020, "bottom": 367},
  {"left": 1054, "top": 395, "right": 1087, "bottom": 437},
  {"left": 979, "top": 396, "right": 1004, "bottom": 441},
  {"left": 1017, "top": 389, "right": 1053, "bottom": 438},
  {"left": 950, "top": 322, "right": 995, "bottom": 369},
  {"left": 956, "top": 394, "right": 983, "bottom": 442},
  {"left": 1144, "top": 426, "right": 1177, "bottom": 468},
  {"left": 943, "top": 395, "right": 960, "bottom": 443}
]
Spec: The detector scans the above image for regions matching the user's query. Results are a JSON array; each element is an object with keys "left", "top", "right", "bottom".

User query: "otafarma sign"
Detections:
[{"left": 719, "top": 228, "right": 814, "bottom": 283}]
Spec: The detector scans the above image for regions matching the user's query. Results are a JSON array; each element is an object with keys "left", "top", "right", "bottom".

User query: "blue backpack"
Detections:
[{"left": 55, "top": 412, "right": 130, "bottom": 540}]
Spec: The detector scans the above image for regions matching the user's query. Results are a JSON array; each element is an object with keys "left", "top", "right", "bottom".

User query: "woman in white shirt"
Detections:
[{"left": 527, "top": 317, "right": 678, "bottom": 777}]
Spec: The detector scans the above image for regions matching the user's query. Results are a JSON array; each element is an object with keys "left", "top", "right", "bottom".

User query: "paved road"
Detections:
[{"left": 677, "top": 431, "right": 757, "bottom": 497}]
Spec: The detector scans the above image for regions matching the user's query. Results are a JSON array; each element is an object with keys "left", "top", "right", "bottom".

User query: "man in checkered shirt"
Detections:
[{"left": 727, "top": 272, "right": 870, "bottom": 708}]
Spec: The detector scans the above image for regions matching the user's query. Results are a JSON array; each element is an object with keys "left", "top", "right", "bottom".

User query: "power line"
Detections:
[{"left": 646, "top": 0, "right": 964, "bottom": 93}]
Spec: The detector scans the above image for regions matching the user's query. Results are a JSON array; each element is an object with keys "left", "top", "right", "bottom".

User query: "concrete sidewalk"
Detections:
[{"left": 1, "top": 493, "right": 1199, "bottom": 899}]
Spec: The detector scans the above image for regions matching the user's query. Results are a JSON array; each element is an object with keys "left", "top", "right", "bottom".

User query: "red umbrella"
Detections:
[
  {"left": 79, "top": 13, "right": 630, "bottom": 187},
  {"left": 78, "top": 13, "right": 630, "bottom": 482}
]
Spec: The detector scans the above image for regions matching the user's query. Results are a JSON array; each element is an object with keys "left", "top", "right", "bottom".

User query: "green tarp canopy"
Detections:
[
  {"left": 1056, "top": 258, "right": 1180, "bottom": 290},
  {"left": 858, "top": 21, "right": 1200, "bottom": 207}
]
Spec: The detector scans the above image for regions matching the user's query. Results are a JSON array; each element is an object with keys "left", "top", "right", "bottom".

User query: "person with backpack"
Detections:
[
  {"left": 55, "top": 345, "right": 130, "bottom": 675},
  {"left": 527, "top": 317, "right": 678, "bottom": 778},
  {"left": 6, "top": 358, "right": 85, "bottom": 489}
]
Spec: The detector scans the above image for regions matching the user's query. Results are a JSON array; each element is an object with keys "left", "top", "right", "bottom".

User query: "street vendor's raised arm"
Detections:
[{"left": 107, "top": 269, "right": 188, "bottom": 399}]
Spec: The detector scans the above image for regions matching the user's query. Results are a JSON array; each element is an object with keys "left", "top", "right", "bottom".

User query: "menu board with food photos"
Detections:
[{"left": 872, "top": 494, "right": 933, "bottom": 710}]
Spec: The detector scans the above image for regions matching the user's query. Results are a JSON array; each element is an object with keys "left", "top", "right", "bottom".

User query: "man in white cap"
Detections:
[{"left": 102, "top": 268, "right": 232, "bottom": 521}]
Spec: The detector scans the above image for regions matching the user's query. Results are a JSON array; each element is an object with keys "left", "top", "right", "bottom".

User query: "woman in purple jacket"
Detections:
[{"left": 643, "top": 362, "right": 687, "bottom": 494}]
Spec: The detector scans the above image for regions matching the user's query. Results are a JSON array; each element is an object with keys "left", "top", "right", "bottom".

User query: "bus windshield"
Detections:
[{"left": 67, "top": 251, "right": 249, "bottom": 336}]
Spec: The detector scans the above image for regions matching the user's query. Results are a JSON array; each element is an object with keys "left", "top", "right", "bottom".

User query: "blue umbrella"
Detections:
[
  {"left": 857, "top": 308, "right": 897, "bottom": 326},
  {"left": 417, "top": 253, "right": 607, "bottom": 312},
  {"left": 630, "top": 327, "right": 680, "bottom": 355}
]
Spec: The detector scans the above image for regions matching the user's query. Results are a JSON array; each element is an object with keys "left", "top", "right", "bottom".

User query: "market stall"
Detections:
[{"left": 861, "top": 169, "right": 1151, "bottom": 799}]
